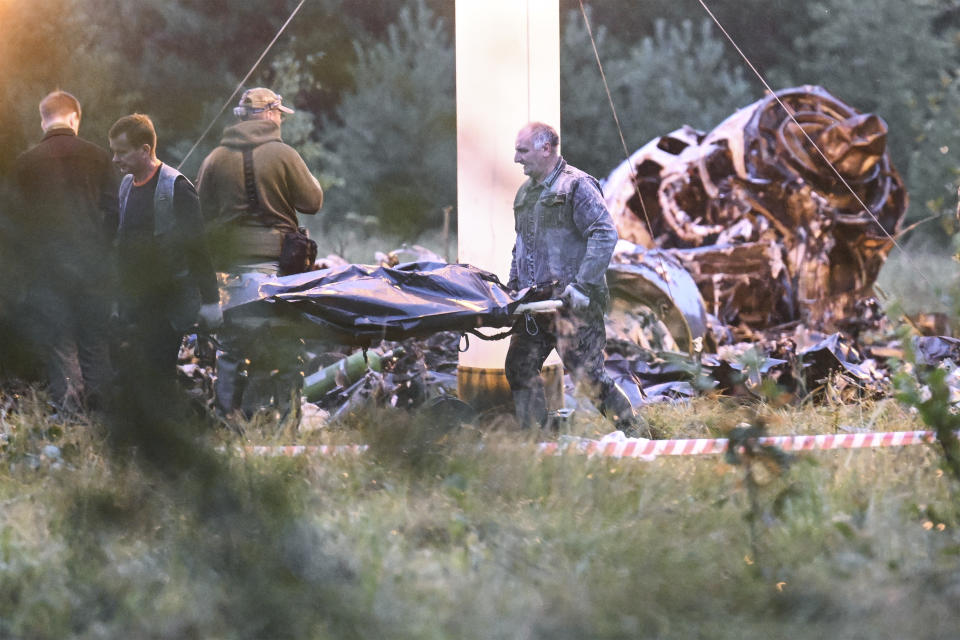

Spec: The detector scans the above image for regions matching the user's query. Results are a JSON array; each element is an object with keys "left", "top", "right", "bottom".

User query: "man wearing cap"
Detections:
[
  {"left": 13, "top": 90, "right": 118, "bottom": 412},
  {"left": 197, "top": 87, "right": 323, "bottom": 418},
  {"left": 197, "top": 87, "right": 323, "bottom": 273},
  {"left": 506, "top": 121, "right": 649, "bottom": 436},
  {"left": 108, "top": 113, "right": 221, "bottom": 392}
]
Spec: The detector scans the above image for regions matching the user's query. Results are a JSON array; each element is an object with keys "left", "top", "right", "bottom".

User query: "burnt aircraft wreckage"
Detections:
[
  {"left": 182, "top": 87, "right": 929, "bottom": 421},
  {"left": 605, "top": 85, "right": 906, "bottom": 336},
  {"left": 602, "top": 85, "right": 913, "bottom": 403}
]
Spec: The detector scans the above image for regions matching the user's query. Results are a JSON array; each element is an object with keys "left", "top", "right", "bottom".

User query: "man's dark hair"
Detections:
[
  {"left": 109, "top": 113, "right": 157, "bottom": 151},
  {"left": 39, "top": 90, "right": 81, "bottom": 121},
  {"left": 528, "top": 122, "right": 559, "bottom": 149}
]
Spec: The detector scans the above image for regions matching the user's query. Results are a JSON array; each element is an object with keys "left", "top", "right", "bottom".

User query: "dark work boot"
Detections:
[
  {"left": 214, "top": 353, "right": 247, "bottom": 417},
  {"left": 616, "top": 414, "right": 656, "bottom": 439},
  {"left": 512, "top": 387, "right": 547, "bottom": 429},
  {"left": 600, "top": 383, "right": 653, "bottom": 438},
  {"left": 242, "top": 369, "right": 303, "bottom": 423}
]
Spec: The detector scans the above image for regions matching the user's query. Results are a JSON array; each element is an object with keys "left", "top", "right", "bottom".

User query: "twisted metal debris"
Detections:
[
  {"left": 604, "top": 86, "right": 907, "bottom": 333},
  {"left": 178, "top": 89, "right": 922, "bottom": 422}
]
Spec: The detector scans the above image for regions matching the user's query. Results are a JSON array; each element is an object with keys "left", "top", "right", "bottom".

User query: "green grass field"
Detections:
[
  {"left": 1, "top": 391, "right": 958, "bottom": 639},
  {"left": 2, "top": 245, "right": 960, "bottom": 639},
  {"left": 876, "top": 241, "right": 960, "bottom": 316}
]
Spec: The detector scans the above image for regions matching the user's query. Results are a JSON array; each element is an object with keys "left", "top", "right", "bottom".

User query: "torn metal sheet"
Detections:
[
  {"left": 797, "top": 333, "right": 886, "bottom": 396},
  {"left": 607, "top": 242, "right": 712, "bottom": 354},
  {"left": 604, "top": 86, "right": 907, "bottom": 332},
  {"left": 912, "top": 336, "right": 960, "bottom": 367},
  {"left": 668, "top": 241, "right": 788, "bottom": 329},
  {"left": 603, "top": 125, "right": 705, "bottom": 247},
  {"left": 701, "top": 351, "right": 790, "bottom": 397}
]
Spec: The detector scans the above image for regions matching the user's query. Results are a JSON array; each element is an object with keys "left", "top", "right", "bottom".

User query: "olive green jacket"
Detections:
[{"left": 196, "top": 119, "right": 322, "bottom": 265}]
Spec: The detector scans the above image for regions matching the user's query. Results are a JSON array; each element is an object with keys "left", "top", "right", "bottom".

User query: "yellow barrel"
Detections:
[{"left": 457, "top": 364, "right": 563, "bottom": 414}]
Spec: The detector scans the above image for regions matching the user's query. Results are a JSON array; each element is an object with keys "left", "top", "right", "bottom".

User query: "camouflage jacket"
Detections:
[{"left": 509, "top": 158, "right": 618, "bottom": 295}]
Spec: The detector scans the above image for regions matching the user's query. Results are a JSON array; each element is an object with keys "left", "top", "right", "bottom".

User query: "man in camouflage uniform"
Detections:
[{"left": 506, "top": 122, "right": 645, "bottom": 435}]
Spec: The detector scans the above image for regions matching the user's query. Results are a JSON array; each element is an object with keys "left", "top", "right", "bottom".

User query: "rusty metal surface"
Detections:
[
  {"left": 598, "top": 87, "right": 915, "bottom": 408},
  {"left": 603, "top": 86, "right": 908, "bottom": 333}
]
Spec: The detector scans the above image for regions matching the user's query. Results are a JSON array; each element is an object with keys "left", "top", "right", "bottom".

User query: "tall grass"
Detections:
[
  {"left": 2, "top": 230, "right": 959, "bottom": 638},
  {"left": 2, "top": 393, "right": 958, "bottom": 638},
  {"left": 875, "top": 240, "right": 960, "bottom": 316}
]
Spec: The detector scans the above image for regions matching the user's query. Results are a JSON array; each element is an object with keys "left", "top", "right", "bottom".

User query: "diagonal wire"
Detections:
[
  {"left": 695, "top": 0, "right": 933, "bottom": 289},
  {"left": 577, "top": 0, "right": 677, "bottom": 302},
  {"left": 577, "top": 1, "right": 634, "bottom": 173},
  {"left": 176, "top": 0, "right": 307, "bottom": 171}
]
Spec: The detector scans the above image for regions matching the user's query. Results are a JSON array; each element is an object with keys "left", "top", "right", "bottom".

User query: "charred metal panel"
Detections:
[
  {"left": 607, "top": 243, "right": 712, "bottom": 353},
  {"left": 604, "top": 86, "right": 907, "bottom": 332}
]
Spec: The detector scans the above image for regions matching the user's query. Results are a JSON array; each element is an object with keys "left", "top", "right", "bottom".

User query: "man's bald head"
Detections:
[
  {"left": 514, "top": 122, "right": 560, "bottom": 183},
  {"left": 522, "top": 122, "right": 559, "bottom": 151},
  {"left": 39, "top": 90, "right": 82, "bottom": 134}
]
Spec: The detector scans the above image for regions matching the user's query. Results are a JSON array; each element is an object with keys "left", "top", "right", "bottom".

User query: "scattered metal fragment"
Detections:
[
  {"left": 797, "top": 333, "right": 886, "bottom": 397},
  {"left": 912, "top": 336, "right": 960, "bottom": 367}
]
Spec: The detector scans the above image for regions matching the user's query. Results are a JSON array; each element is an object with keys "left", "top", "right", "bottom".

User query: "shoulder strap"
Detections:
[
  {"left": 118, "top": 173, "right": 134, "bottom": 229},
  {"left": 242, "top": 148, "right": 260, "bottom": 211},
  {"left": 154, "top": 163, "right": 183, "bottom": 236},
  {"left": 241, "top": 148, "right": 277, "bottom": 227}
]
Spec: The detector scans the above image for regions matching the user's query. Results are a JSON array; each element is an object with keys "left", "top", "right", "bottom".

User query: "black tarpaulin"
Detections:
[{"left": 222, "top": 261, "right": 537, "bottom": 344}]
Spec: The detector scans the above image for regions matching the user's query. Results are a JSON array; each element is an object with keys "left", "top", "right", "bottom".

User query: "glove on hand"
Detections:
[
  {"left": 197, "top": 302, "right": 223, "bottom": 330},
  {"left": 561, "top": 283, "right": 590, "bottom": 310}
]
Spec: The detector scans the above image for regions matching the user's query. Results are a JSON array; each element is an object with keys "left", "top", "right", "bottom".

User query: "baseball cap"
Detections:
[{"left": 236, "top": 87, "right": 294, "bottom": 115}]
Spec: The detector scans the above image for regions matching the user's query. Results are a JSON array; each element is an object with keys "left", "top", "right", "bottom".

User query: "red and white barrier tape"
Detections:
[
  {"left": 541, "top": 429, "right": 940, "bottom": 460},
  {"left": 240, "top": 444, "right": 368, "bottom": 457},
  {"left": 236, "top": 429, "right": 948, "bottom": 460}
]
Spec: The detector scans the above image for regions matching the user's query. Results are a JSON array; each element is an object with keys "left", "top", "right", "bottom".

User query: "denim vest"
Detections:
[
  {"left": 118, "top": 163, "right": 181, "bottom": 237},
  {"left": 118, "top": 163, "right": 200, "bottom": 330},
  {"left": 509, "top": 158, "right": 618, "bottom": 294}
]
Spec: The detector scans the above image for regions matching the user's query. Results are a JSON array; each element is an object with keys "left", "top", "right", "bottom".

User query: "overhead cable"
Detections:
[
  {"left": 177, "top": 0, "right": 307, "bottom": 171},
  {"left": 695, "top": 0, "right": 933, "bottom": 289}
]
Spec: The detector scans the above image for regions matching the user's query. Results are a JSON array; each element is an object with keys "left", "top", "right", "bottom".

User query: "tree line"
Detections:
[{"left": 2, "top": 0, "right": 959, "bottom": 245}]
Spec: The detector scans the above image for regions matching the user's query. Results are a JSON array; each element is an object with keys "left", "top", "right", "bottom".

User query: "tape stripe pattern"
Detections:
[
  {"left": 238, "top": 430, "right": 943, "bottom": 459},
  {"left": 240, "top": 445, "right": 369, "bottom": 456},
  {"left": 543, "top": 430, "right": 938, "bottom": 459}
]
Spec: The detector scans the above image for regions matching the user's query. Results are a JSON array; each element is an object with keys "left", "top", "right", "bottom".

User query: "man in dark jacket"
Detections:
[
  {"left": 13, "top": 90, "right": 118, "bottom": 411},
  {"left": 108, "top": 113, "right": 221, "bottom": 390},
  {"left": 506, "top": 122, "right": 646, "bottom": 435},
  {"left": 197, "top": 88, "right": 323, "bottom": 418}
]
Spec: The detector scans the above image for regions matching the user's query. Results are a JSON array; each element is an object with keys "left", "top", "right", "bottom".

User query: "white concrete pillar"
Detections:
[{"left": 455, "top": 0, "right": 561, "bottom": 409}]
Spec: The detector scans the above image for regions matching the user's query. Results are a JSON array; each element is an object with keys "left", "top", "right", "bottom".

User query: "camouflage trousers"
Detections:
[
  {"left": 214, "top": 268, "right": 304, "bottom": 419},
  {"left": 504, "top": 304, "right": 633, "bottom": 428}
]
